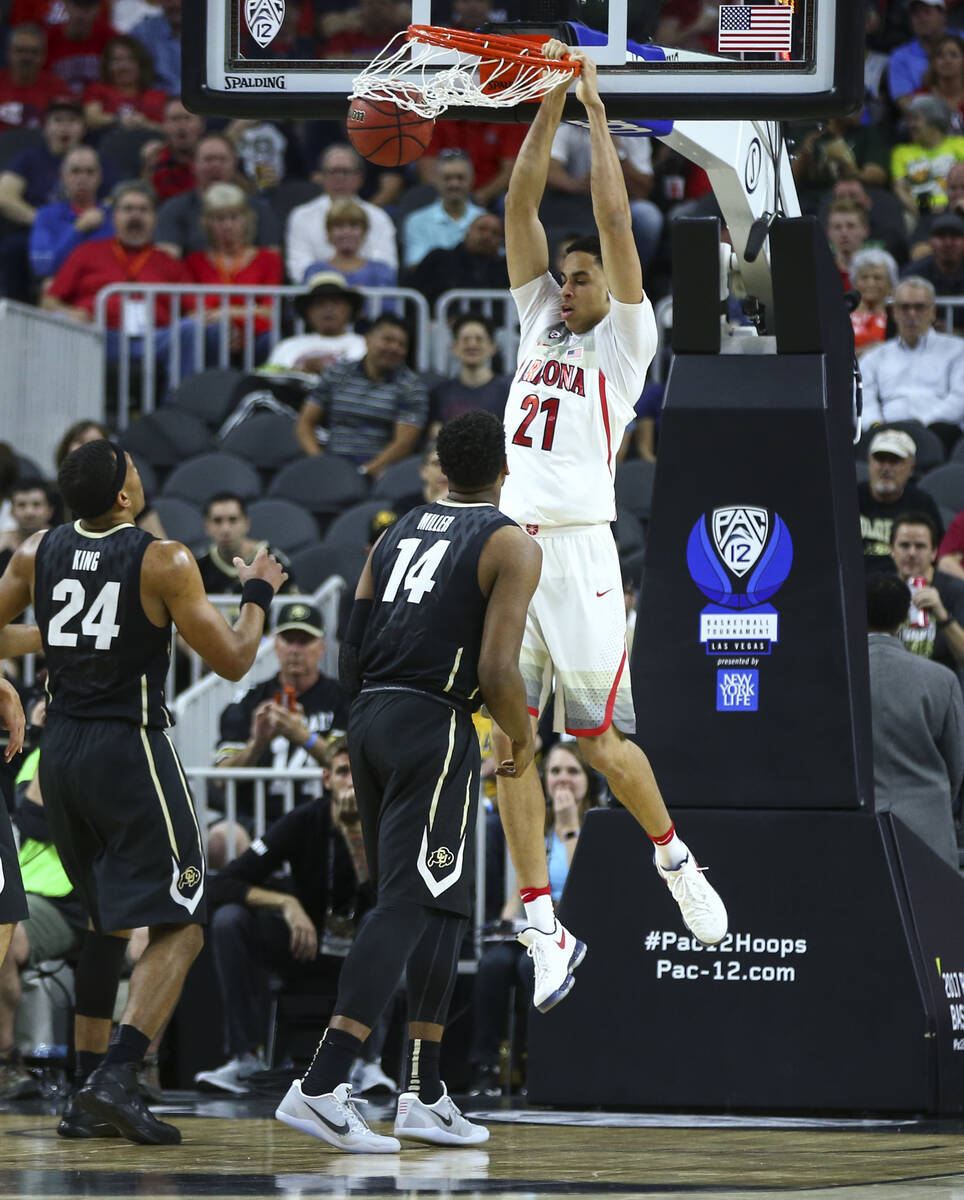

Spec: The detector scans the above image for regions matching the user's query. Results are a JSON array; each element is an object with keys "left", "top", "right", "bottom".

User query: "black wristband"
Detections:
[{"left": 241, "top": 578, "right": 274, "bottom": 621}]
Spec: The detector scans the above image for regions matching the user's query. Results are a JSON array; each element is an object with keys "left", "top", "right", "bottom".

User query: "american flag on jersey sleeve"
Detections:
[{"left": 718, "top": 5, "right": 793, "bottom": 53}]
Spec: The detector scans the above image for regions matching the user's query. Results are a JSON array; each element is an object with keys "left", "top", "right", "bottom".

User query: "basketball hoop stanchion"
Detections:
[{"left": 349, "top": 24, "right": 580, "bottom": 119}]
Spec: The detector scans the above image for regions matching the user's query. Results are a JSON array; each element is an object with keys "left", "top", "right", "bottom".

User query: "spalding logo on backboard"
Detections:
[{"left": 245, "top": 0, "right": 284, "bottom": 48}]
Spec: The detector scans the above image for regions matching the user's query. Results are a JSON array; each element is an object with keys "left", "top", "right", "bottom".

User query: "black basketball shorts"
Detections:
[
  {"left": 0, "top": 802, "right": 28, "bottom": 925},
  {"left": 349, "top": 688, "right": 480, "bottom": 918},
  {"left": 39, "top": 715, "right": 206, "bottom": 934}
]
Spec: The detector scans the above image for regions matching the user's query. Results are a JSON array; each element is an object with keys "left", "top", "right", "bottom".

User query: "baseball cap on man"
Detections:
[
  {"left": 869, "top": 429, "right": 917, "bottom": 459},
  {"left": 274, "top": 602, "right": 324, "bottom": 637},
  {"left": 930, "top": 212, "right": 964, "bottom": 237}
]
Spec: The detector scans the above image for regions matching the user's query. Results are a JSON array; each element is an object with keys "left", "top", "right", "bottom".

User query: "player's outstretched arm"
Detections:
[
  {"left": 145, "top": 542, "right": 287, "bottom": 682},
  {"left": 570, "top": 48, "right": 644, "bottom": 305},
  {"left": 477, "top": 526, "right": 542, "bottom": 777},
  {"left": 0, "top": 533, "right": 43, "bottom": 632},
  {"left": 504, "top": 41, "right": 571, "bottom": 289}
]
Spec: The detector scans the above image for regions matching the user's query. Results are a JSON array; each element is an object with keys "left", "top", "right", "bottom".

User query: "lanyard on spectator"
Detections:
[{"left": 111, "top": 239, "right": 153, "bottom": 281}]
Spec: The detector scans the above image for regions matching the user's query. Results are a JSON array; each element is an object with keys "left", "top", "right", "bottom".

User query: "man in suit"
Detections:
[{"left": 866, "top": 573, "right": 964, "bottom": 870}]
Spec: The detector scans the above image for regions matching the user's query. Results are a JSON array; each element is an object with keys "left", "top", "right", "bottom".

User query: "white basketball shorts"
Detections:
[{"left": 521, "top": 523, "right": 634, "bottom": 736}]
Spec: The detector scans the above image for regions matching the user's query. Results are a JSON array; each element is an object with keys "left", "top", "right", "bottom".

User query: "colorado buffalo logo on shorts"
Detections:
[
  {"left": 426, "top": 847, "right": 455, "bottom": 869},
  {"left": 178, "top": 865, "right": 202, "bottom": 890}
]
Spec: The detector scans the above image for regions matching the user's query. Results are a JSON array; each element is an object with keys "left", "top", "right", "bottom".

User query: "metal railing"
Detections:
[
  {"left": 94, "top": 283, "right": 432, "bottom": 425},
  {"left": 434, "top": 289, "right": 517, "bottom": 374},
  {"left": 187, "top": 764, "right": 489, "bottom": 959}
]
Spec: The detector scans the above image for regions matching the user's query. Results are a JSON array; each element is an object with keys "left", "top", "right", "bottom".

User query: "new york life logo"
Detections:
[{"left": 685, "top": 507, "right": 794, "bottom": 710}]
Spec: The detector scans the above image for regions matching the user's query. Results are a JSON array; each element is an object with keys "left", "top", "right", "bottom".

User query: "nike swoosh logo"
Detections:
[
  {"left": 556, "top": 930, "right": 566, "bottom": 949},
  {"left": 303, "top": 1098, "right": 350, "bottom": 1136},
  {"left": 435, "top": 1111, "right": 454, "bottom": 1127},
  {"left": 596, "top": 589, "right": 613, "bottom": 597}
]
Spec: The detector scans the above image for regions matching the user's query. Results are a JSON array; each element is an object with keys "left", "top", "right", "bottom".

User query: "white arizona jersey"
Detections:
[{"left": 499, "top": 272, "right": 658, "bottom": 528}]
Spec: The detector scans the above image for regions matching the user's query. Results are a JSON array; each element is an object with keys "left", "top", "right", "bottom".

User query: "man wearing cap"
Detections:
[
  {"left": 889, "top": 0, "right": 948, "bottom": 111},
  {"left": 264, "top": 271, "right": 367, "bottom": 376},
  {"left": 285, "top": 144, "right": 398, "bottom": 286},
  {"left": 860, "top": 277, "right": 964, "bottom": 444},
  {"left": 215, "top": 601, "right": 349, "bottom": 815},
  {"left": 902, "top": 212, "right": 964, "bottom": 329},
  {"left": 859, "top": 428, "right": 945, "bottom": 571},
  {"left": 196, "top": 492, "right": 298, "bottom": 598}
]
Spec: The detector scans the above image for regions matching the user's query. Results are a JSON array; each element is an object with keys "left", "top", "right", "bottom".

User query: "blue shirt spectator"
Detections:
[
  {"left": 889, "top": 0, "right": 949, "bottom": 107},
  {"left": 402, "top": 151, "right": 484, "bottom": 268},
  {"left": 28, "top": 144, "right": 113, "bottom": 279},
  {"left": 302, "top": 258, "right": 396, "bottom": 288},
  {"left": 131, "top": 1, "right": 181, "bottom": 94}
]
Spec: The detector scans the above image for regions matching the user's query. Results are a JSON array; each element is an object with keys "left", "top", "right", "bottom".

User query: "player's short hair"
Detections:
[
  {"left": 328, "top": 735, "right": 349, "bottom": 763},
  {"left": 866, "top": 574, "right": 910, "bottom": 633},
  {"left": 890, "top": 511, "right": 939, "bottom": 548},
  {"left": 205, "top": 491, "right": 247, "bottom": 517},
  {"left": 57, "top": 440, "right": 122, "bottom": 519},
  {"left": 562, "top": 235, "right": 603, "bottom": 267},
  {"left": 436, "top": 410, "right": 504, "bottom": 491}
]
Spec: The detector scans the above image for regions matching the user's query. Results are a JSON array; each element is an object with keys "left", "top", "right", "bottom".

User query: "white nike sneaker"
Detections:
[
  {"left": 275, "top": 1080, "right": 401, "bottom": 1153},
  {"left": 517, "top": 920, "right": 587, "bottom": 1013},
  {"left": 394, "top": 1084, "right": 490, "bottom": 1146},
  {"left": 349, "top": 1058, "right": 398, "bottom": 1096},
  {"left": 194, "top": 1051, "right": 266, "bottom": 1095},
  {"left": 656, "top": 853, "right": 728, "bottom": 946}
]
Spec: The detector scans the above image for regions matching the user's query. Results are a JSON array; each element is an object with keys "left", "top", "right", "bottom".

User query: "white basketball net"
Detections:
[{"left": 350, "top": 28, "right": 575, "bottom": 120}]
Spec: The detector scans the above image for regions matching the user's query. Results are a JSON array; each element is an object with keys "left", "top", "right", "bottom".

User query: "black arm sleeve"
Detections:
[{"left": 339, "top": 597, "right": 373, "bottom": 700}]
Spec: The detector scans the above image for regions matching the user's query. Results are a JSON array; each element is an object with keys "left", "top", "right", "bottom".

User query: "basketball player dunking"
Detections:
[
  {"left": 0, "top": 440, "right": 287, "bottom": 1144},
  {"left": 276, "top": 411, "right": 541, "bottom": 1153},
  {"left": 493, "top": 42, "right": 729, "bottom": 1010}
]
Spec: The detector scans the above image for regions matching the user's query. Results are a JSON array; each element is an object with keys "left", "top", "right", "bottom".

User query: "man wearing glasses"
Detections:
[{"left": 861, "top": 277, "right": 964, "bottom": 450}]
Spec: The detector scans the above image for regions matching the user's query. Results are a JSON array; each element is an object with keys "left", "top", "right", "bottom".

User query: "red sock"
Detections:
[{"left": 650, "top": 823, "right": 676, "bottom": 846}]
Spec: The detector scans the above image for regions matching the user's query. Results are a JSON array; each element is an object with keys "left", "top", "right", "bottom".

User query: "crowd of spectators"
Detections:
[{"left": 9, "top": 0, "right": 964, "bottom": 1103}]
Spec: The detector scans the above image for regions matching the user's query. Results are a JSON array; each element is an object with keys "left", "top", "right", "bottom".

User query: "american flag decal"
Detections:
[{"left": 718, "top": 4, "right": 793, "bottom": 53}]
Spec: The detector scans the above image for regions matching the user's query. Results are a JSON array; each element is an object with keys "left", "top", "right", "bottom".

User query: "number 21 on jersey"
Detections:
[
  {"left": 512, "top": 393, "right": 559, "bottom": 451},
  {"left": 382, "top": 538, "right": 451, "bottom": 605},
  {"left": 47, "top": 579, "right": 121, "bottom": 649}
]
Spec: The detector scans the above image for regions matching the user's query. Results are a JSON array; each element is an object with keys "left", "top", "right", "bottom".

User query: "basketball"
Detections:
[{"left": 346, "top": 96, "right": 435, "bottom": 167}]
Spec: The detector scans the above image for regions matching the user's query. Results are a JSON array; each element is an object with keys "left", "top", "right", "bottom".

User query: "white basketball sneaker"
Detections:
[
  {"left": 517, "top": 920, "right": 587, "bottom": 1013},
  {"left": 656, "top": 853, "right": 728, "bottom": 946},
  {"left": 275, "top": 1080, "right": 401, "bottom": 1153},
  {"left": 394, "top": 1084, "right": 490, "bottom": 1146}
]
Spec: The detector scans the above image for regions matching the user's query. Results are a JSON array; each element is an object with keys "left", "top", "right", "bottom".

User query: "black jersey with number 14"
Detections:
[
  {"left": 360, "top": 499, "right": 517, "bottom": 710},
  {"left": 34, "top": 522, "right": 172, "bottom": 728}
]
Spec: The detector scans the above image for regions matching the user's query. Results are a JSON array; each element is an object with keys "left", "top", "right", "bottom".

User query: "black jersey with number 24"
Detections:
[
  {"left": 34, "top": 522, "right": 172, "bottom": 728},
  {"left": 360, "top": 500, "right": 517, "bottom": 710}
]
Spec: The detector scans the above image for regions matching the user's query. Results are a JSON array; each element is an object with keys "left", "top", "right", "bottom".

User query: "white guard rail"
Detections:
[
  {"left": 169, "top": 581, "right": 343, "bottom": 770},
  {"left": 187, "top": 764, "right": 489, "bottom": 960},
  {"left": 94, "top": 283, "right": 432, "bottom": 426},
  {"left": 434, "top": 289, "right": 517, "bottom": 375}
]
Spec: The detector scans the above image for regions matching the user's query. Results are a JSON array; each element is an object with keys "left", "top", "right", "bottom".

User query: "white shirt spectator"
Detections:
[
  {"left": 550, "top": 123, "right": 654, "bottom": 177},
  {"left": 861, "top": 329, "right": 964, "bottom": 429},
  {"left": 286, "top": 195, "right": 398, "bottom": 283},
  {"left": 266, "top": 331, "right": 366, "bottom": 372}
]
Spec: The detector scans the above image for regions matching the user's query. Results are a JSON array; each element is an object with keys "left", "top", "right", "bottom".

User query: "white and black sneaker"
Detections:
[
  {"left": 517, "top": 920, "right": 587, "bottom": 1013},
  {"left": 656, "top": 853, "right": 728, "bottom": 946},
  {"left": 394, "top": 1084, "right": 490, "bottom": 1146},
  {"left": 275, "top": 1080, "right": 401, "bottom": 1153}
]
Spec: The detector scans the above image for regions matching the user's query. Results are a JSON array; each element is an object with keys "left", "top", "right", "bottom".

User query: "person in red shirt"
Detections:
[
  {"left": 850, "top": 248, "right": 897, "bottom": 358},
  {"left": 825, "top": 197, "right": 869, "bottom": 292},
  {"left": 184, "top": 182, "right": 282, "bottom": 365},
  {"left": 43, "top": 180, "right": 197, "bottom": 383},
  {"left": 147, "top": 96, "right": 204, "bottom": 202},
  {"left": 323, "top": 0, "right": 404, "bottom": 58},
  {"left": 9, "top": 0, "right": 110, "bottom": 25},
  {"left": 0, "top": 23, "right": 63, "bottom": 130},
  {"left": 83, "top": 35, "right": 168, "bottom": 133},
  {"left": 44, "top": 0, "right": 118, "bottom": 95}
]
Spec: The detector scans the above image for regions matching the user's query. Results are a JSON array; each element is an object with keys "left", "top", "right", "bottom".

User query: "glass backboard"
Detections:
[{"left": 183, "top": 0, "right": 863, "bottom": 123}]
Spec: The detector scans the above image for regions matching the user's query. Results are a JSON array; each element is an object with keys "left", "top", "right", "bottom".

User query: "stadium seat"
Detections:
[
  {"left": 162, "top": 452, "right": 262, "bottom": 507},
  {"left": 856, "top": 420, "right": 945, "bottom": 474},
  {"left": 323, "top": 499, "right": 392, "bottom": 548},
  {"left": 167, "top": 368, "right": 246, "bottom": 430},
  {"left": 613, "top": 506, "right": 645, "bottom": 557},
  {"left": 372, "top": 454, "right": 422, "bottom": 505},
  {"left": 620, "top": 547, "right": 646, "bottom": 589},
  {"left": 130, "top": 454, "right": 158, "bottom": 500},
  {"left": 98, "top": 126, "right": 162, "bottom": 180},
  {"left": 289, "top": 542, "right": 368, "bottom": 591},
  {"left": 269, "top": 457, "right": 368, "bottom": 517},
  {"left": 247, "top": 498, "right": 319, "bottom": 555},
  {"left": 15, "top": 454, "right": 43, "bottom": 480},
  {"left": 919, "top": 463, "right": 964, "bottom": 514},
  {"left": 119, "top": 410, "right": 215, "bottom": 470},
  {"left": 151, "top": 497, "right": 206, "bottom": 552},
  {"left": 614, "top": 459, "right": 656, "bottom": 523},
  {"left": 0, "top": 128, "right": 41, "bottom": 170},
  {"left": 220, "top": 412, "right": 302, "bottom": 471},
  {"left": 949, "top": 439, "right": 964, "bottom": 468}
]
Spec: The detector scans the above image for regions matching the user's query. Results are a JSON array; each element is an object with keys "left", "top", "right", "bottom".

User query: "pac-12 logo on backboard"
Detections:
[
  {"left": 713, "top": 506, "right": 767, "bottom": 579},
  {"left": 245, "top": 0, "right": 284, "bottom": 48},
  {"left": 687, "top": 506, "right": 793, "bottom": 610}
]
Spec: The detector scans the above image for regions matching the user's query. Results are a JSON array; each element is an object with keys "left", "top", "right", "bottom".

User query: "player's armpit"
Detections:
[
  {"left": 144, "top": 541, "right": 266, "bottom": 683},
  {"left": 0, "top": 533, "right": 43, "bottom": 628}
]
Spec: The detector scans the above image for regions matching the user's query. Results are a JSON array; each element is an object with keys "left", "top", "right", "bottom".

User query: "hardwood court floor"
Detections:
[{"left": 3, "top": 1095, "right": 964, "bottom": 1199}]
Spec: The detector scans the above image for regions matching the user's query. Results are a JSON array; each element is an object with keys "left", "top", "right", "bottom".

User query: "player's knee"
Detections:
[{"left": 576, "top": 727, "right": 619, "bottom": 771}]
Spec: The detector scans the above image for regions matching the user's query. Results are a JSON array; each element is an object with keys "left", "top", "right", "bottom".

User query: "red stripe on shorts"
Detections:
[{"left": 565, "top": 646, "right": 627, "bottom": 737}]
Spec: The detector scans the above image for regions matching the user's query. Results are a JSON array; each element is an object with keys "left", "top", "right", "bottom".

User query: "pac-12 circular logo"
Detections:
[{"left": 686, "top": 506, "right": 793, "bottom": 610}]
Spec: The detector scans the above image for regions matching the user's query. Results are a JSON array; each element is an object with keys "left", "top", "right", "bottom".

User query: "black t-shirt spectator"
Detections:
[
  {"left": 429, "top": 375, "right": 511, "bottom": 428},
  {"left": 858, "top": 480, "right": 945, "bottom": 571},
  {"left": 196, "top": 543, "right": 297, "bottom": 596}
]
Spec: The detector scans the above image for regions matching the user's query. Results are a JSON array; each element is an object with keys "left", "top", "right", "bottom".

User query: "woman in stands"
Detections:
[
  {"left": 301, "top": 198, "right": 397, "bottom": 289},
  {"left": 82, "top": 35, "right": 169, "bottom": 133},
  {"left": 185, "top": 182, "right": 283, "bottom": 366},
  {"left": 919, "top": 34, "right": 964, "bottom": 134},
  {"left": 850, "top": 248, "right": 898, "bottom": 359},
  {"left": 467, "top": 743, "right": 602, "bottom": 1096}
]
